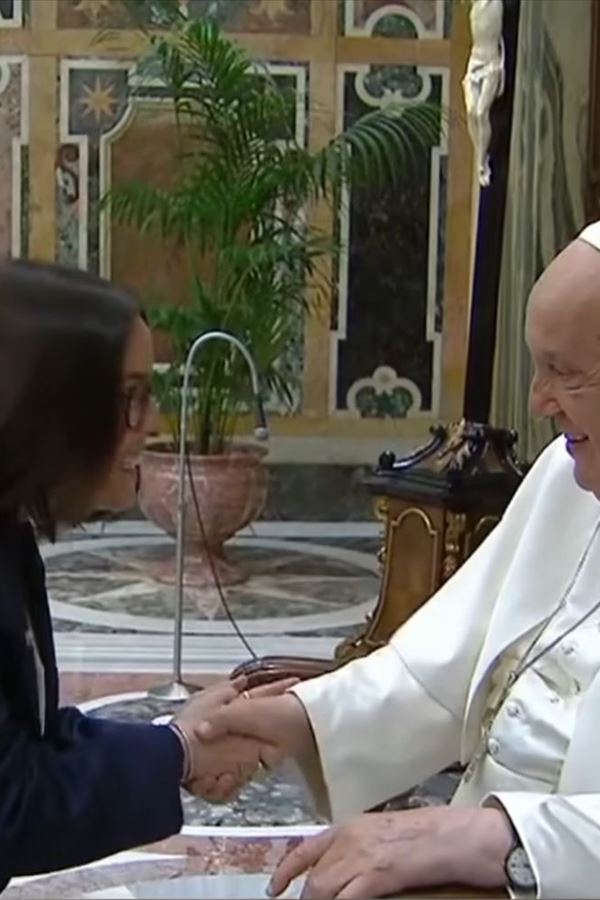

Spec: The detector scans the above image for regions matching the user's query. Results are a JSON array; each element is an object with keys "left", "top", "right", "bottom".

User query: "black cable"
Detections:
[{"left": 185, "top": 450, "right": 258, "bottom": 661}]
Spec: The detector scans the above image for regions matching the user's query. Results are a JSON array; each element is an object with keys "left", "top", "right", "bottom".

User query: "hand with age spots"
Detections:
[{"left": 267, "top": 806, "right": 515, "bottom": 899}]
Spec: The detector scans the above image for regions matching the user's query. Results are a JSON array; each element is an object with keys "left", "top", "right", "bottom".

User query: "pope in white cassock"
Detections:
[{"left": 200, "top": 222, "right": 600, "bottom": 899}]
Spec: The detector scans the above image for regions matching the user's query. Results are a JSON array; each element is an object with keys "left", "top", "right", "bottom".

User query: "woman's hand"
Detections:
[
  {"left": 268, "top": 806, "right": 514, "bottom": 899},
  {"left": 172, "top": 677, "right": 298, "bottom": 801}
]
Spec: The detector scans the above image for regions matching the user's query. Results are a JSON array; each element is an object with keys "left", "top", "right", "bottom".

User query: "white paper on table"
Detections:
[{"left": 85, "top": 873, "right": 305, "bottom": 899}]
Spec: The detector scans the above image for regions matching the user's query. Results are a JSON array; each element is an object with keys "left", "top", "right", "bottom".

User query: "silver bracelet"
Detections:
[{"left": 168, "top": 721, "right": 193, "bottom": 786}]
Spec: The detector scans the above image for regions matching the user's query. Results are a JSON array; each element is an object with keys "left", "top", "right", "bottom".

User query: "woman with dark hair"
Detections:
[{"left": 0, "top": 260, "right": 282, "bottom": 889}]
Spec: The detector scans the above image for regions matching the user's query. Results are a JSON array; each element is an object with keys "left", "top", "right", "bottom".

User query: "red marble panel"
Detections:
[
  {"left": 188, "top": 0, "right": 310, "bottom": 34},
  {"left": 57, "top": 0, "right": 310, "bottom": 33}
]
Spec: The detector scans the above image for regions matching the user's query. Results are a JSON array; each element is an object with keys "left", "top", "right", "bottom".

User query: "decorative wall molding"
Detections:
[
  {"left": 0, "top": 55, "right": 28, "bottom": 258},
  {"left": 342, "top": 0, "right": 448, "bottom": 39},
  {"left": 346, "top": 365, "right": 423, "bottom": 418},
  {"left": 0, "top": 0, "right": 24, "bottom": 29},
  {"left": 331, "top": 61, "right": 449, "bottom": 418}
]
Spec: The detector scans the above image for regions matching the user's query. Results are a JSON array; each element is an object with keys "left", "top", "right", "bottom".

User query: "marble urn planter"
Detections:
[{"left": 138, "top": 445, "right": 268, "bottom": 588}]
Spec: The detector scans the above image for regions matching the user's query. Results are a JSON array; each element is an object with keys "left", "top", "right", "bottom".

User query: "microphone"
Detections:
[{"left": 254, "top": 396, "right": 269, "bottom": 442}]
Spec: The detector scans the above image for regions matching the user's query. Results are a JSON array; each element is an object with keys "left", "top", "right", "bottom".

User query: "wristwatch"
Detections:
[{"left": 505, "top": 840, "right": 537, "bottom": 893}]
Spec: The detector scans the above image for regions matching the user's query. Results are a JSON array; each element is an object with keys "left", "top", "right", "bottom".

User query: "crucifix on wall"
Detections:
[{"left": 462, "top": 0, "right": 505, "bottom": 188}]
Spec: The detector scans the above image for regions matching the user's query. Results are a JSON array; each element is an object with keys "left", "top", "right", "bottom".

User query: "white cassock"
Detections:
[{"left": 292, "top": 436, "right": 600, "bottom": 898}]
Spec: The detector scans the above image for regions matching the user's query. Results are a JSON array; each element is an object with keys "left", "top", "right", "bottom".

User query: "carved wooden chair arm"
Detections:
[{"left": 230, "top": 655, "right": 337, "bottom": 690}]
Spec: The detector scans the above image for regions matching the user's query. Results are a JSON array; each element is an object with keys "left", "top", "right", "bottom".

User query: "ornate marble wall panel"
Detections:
[
  {"left": 0, "top": 56, "right": 28, "bottom": 259},
  {"left": 55, "top": 56, "right": 307, "bottom": 405},
  {"left": 56, "top": 60, "right": 130, "bottom": 271},
  {"left": 57, "top": 58, "right": 307, "bottom": 268},
  {"left": 0, "top": 0, "right": 24, "bottom": 28},
  {"left": 188, "top": 0, "right": 310, "bottom": 33},
  {"left": 332, "top": 62, "right": 448, "bottom": 419},
  {"left": 57, "top": 0, "right": 310, "bottom": 32},
  {"left": 340, "top": 0, "right": 451, "bottom": 39},
  {"left": 57, "top": 0, "right": 172, "bottom": 28},
  {"left": 1, "top": 0, "right": 479, "bottom": 451}
]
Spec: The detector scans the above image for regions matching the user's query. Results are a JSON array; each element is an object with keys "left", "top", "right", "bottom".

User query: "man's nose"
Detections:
[{"left": 529, "top": 375, "right": 560, "bottom": 418}]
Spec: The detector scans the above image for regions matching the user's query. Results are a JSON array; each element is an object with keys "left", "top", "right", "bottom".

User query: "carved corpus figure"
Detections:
[{"left": 462, "top": 0, "right": 505, "bottom": 187}]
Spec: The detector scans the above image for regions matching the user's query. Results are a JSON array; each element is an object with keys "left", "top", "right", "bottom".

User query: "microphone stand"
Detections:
[{"left": 149, "top": 331, "right": 268, "bottom": 701}]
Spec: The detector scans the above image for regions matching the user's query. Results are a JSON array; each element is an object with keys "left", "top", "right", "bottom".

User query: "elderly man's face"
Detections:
[{"left": 526, "top": 239, "right": 600, "bottom": 499}]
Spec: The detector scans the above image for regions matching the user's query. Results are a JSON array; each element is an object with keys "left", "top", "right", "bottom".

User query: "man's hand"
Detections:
[
  {"left": 268, "top": 806, "right": 515, "bottom": 899},
  {"left": 172, "top": 677, "right": 298, "bottom": 802},
  {"left": 197, "top": 690, "right": 315, "bottom": 770}
]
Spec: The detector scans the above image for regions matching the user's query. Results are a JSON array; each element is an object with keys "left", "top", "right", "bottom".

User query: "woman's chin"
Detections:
[{"left": 92, "top": 470, "right": 138, "bottom": 515}]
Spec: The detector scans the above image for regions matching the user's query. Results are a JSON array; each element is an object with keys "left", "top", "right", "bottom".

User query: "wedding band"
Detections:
[{"left": 241, "top": 690, "right": 251, "bottom": 700}]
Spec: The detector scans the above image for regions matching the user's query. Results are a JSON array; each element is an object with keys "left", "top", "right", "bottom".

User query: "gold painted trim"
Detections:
[
  {"left": 464, "top": 514, "right": 499, "bottom": 558},
  {"left": 388, "top": 506, "right": 439, "bottom": 595}
]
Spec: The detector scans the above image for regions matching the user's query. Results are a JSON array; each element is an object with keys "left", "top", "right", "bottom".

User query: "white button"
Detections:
[
  {"left": 487, "top": 738, "right": 500, "bottom": 757},
  {"left": 562, "top": 641, "right": 577, "bottom": 656},
  {"left": 505, "top": 701, "right": 520, "bottom": 718},
  {"left": 548, "top": 693, "right": 560, "bottom": 704}
]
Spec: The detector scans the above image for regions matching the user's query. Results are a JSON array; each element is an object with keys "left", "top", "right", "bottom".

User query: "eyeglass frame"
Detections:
[{"left": 121, "top": 381, "right": 153, "bottom": 431}]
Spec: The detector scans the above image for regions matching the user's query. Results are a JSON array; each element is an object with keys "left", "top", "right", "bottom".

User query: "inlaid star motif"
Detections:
[
  {"left": 78, "top": 76, "right": 119, "bottom": 124},
  {"left": 251, "top": 0, "right": 291, "bottom": 19},
  {"left": 73, "top": 0, "right": 113, "bottom": 18}
]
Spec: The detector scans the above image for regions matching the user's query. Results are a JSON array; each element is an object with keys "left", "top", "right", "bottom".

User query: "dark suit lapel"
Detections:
[
  {"left": 18, "top": 523, "right": 59, "bottom": 723},
  {"left": 0, "top": 517, "right": 57, "bottom": 731}
]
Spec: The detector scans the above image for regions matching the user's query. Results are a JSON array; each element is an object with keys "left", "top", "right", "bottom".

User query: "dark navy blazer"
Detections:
[{"left": 0, "top": 516, "right": 183, "bottom": 889}]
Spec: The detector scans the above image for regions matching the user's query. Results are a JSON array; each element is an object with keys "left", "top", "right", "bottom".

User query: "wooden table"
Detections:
[{"left": 404, "top": 889, "right": 506, "bottom": 898}]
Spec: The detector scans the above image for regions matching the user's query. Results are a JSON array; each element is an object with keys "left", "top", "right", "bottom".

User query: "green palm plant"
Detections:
[{"left": 105, "top": 17, "right": 441, "bottom": 455}]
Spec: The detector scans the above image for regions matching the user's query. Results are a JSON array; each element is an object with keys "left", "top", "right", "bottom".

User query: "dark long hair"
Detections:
[{"left": 0, "top": 260, "right": 140, "bottom": 538}]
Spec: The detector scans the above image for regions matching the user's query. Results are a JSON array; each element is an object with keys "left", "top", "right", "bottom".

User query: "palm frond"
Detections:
[{"left": 312, "top": 102, "right": 443, "bottom": 195}]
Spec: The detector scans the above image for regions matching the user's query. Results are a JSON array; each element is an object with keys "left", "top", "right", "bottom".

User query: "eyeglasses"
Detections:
[{"left": 121, "top": 382, "right": 152, "bottom": 431}]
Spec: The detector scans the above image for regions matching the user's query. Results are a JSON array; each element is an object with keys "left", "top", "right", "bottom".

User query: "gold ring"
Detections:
[{"left": 241, "top": 690, "right": 251, "bottom": 700}]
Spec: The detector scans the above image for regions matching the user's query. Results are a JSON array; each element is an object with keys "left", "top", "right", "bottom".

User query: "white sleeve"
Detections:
[
  {"left": 291, "top": 439, "right": 569, "bottom": 823},
  {"left": 292, "top": 641, "right": 462, "bottom": 821},
  {"left": 486, "top": 791, "right": 600, "bottom": 899},
  {"left": 291, "top": 506, "right": 511, "bottom": 821}
]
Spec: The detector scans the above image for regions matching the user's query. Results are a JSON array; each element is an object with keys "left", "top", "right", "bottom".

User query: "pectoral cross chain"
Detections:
[{"left": 462, "top": 669, "right": 519, "bottom": 784}]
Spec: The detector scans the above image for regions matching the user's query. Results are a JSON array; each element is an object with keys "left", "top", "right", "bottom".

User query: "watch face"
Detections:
[{"left": 507, "top": 846, "right": 537, "bottom": 890}]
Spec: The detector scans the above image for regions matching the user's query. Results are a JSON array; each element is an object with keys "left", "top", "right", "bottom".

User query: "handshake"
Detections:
[
  {"left": 167, "top": 676, "right": 313, "bottom": 802},
  {"left": 169, "top": 677, "right": 345, "bottom": 899}
]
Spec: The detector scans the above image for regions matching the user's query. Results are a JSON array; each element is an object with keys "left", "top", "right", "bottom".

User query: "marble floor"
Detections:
[
  {"left": 47, "top": 520, "right": 381, "bottom": 674},
  {"left": 11, "top": 519, "right": 459, "bottom": 899}
]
